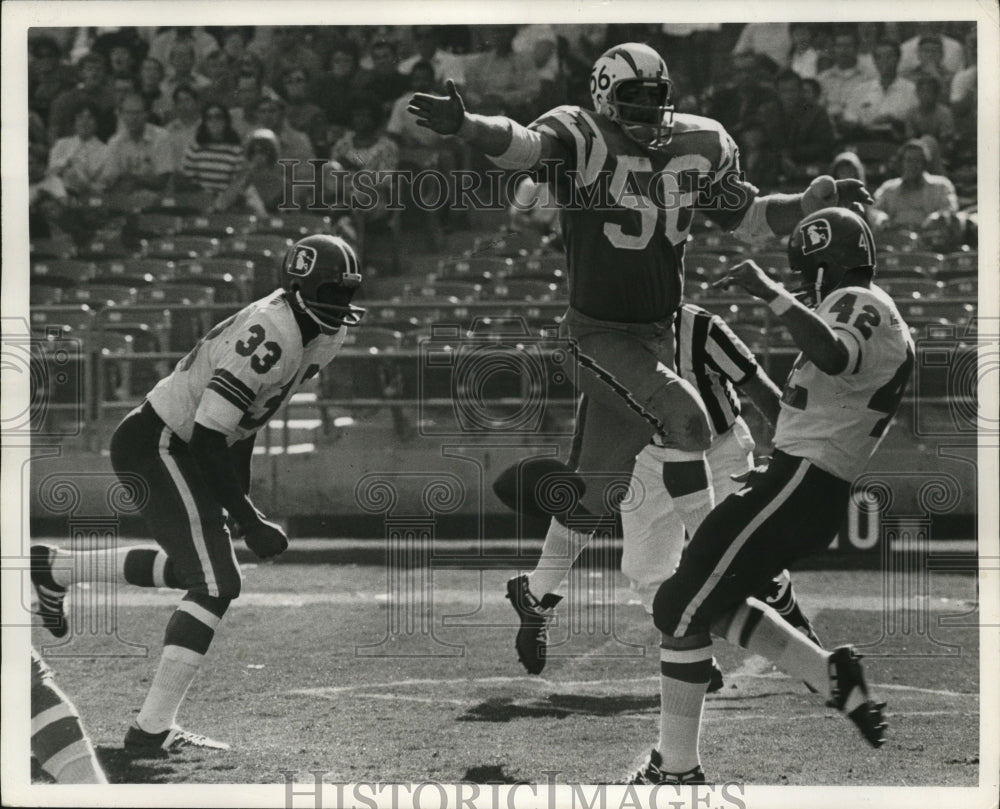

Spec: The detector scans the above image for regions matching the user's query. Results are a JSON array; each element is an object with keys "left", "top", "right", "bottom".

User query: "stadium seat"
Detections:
[
  {"left": 176, "top": 213, "right": 258, "bottom": 238},
  {"left": 418, "top": 280, "right": 483, "bottom": 302},
  {"left": 698, "top": 231, "right": 747, "bottom": 257},
  {"left": 67, "top": 284, "right": 139, "bottom": 308},
  {"left": 684, "top": 250, "right": 730, "bottom": 279},
  {"left": 941, "top": 250, "right": 977, "bottom": 276},
  {"left": 492, "top": 278, "right": 562, "bottom": 302},
  {"left": 722, "top": 300, "right": 772, "bottom": 326},
  {"left": 877, "top": 229, "right": 920, "bottom": 252},
  {"left": 101, "top": 258, "right": 178, "bottom": 281},
  {"left": 441, "top": 256, "right": 516, "bottom": 278},
  {"left": 899, "top": 299, "right": 975, "bottom": 327},
  {"left": 343, "top": 326, "right": 404, "bottom": 351},
  {"left": 143, "top": 235, "right": 220, "bottom": 261},
  {"left": 755, "top": 251, "right": 788, "bottom": 278},
  {"left": 254, "top": 213, "right": 332, "bottom": 238},
  {"left": 940, "top": 272, "right": 977, "bottom": 297},
  {"left": 29, "top": 237, "right": 76, "bottom": 261},
  {"left": 175, "top": 259, "right": 255, "bottom": 301},
  {"left": 166, "top": 272, "right": 247, "bottom": 305},
  {"left": 144, "top": 190, "right": 214, "bottom": 217},
  {"left": 94, "top": 330, "right": 135, "bottom": 403},
  {"left": 519, "top": 253, "right": 566, "bottom": 272},
  {"left": 30, "top": 305, "right": 97, "bottom": 336},
  {"left": 130, "top": 212, "right": 183, "bottom": 239},
  {"left": 75, "top": 240, "right": 131, "bottom": 262},
  {"left": 366, "top": 276, "right": 420, "bottom": 302},
  {"left": 216, "top": 234, "right": 293, "bottom": 258},
  {"left": 31, "top": 258, "right": 96, "bottom": 282},
  {"left": 880, "top": 251, "right": 944, "bottom": 276},
  {"left": 878, "top": 277, "right": 945, "bottom": 299},
  {"left": 30, "top": 284, "right": 69, "bottom": 306},
  {"left": 102, "top": 307, "right": 172, "bottom": 351},
  {"left": 138, "top": 283, "right": 216, "bottom": 350}
]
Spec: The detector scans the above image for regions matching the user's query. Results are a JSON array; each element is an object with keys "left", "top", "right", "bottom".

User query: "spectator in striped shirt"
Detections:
[
  {"left": 621, "top": 303, "right": 817, "bottom": 651},
  {"left": 179, "top": 103, "right": 245, "bottom": 206}
]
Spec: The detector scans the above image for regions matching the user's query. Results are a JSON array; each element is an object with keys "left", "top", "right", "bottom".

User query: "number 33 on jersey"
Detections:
[
  {"left": 148, "top": 290, "right": 347, "bottom": 444},
  {"left": 774, "top": 285, "right": 914, "bottom": 481}
]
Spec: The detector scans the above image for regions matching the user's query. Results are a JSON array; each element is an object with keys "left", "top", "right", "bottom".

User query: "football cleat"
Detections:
[
  {"left": 828, "top": 646, "right": 887, "bottom": 748},
  {"left": 123, "top": 724, "right": 231, "bottom": 756},
  {"left": 623, "top": 749, "right": 706, "bottom": 785},
  {"left": 30, "top": 544, "right": 68, "bottom": 638},
  {"left": 707, "top": 659, "right": 725, "bottom": 694},
  {"left": 505, "top": 575, "right": 562, "bottom": 675}
]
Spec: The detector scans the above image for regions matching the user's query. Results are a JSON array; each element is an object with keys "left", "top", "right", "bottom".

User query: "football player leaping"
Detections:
[
  {"left": 626, "top": 207, "right": 911, "bottom": 784},
  {"left": 30, "top": 234, "right": 364, "bottom": 755},
  {"left": 408, "top": 42, "right": 873, "bottom": 673}
]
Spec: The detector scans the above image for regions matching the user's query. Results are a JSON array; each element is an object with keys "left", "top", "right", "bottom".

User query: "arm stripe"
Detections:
[{"left": 214, "top": 369, "right": 256, "bottom": 401}]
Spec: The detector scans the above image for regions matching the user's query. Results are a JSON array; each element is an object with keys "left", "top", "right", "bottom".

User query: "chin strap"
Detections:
[
  {"left": 814, "top": 266, "right": 825, "bottom": 306},
  {"left": 294, "top": 290, "right": 342, "bottom": 334}
]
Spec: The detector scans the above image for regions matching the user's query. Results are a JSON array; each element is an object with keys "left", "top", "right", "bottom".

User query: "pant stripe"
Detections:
[
  {"left": 177, "top": 600, "right": 223, "bottom": 630},
  {"left": 32, "top": 702, "right": 77, "bottom": 731},
  {"left": 157, "top": 426, "right": 218, "bottom": 597},
  {"left": 676, "top": 459, "right": 810, "bottom": 635}
]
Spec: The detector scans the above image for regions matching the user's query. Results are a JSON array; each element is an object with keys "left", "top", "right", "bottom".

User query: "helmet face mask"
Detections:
[
  {"left": 591, "top": 43, "right": 675, "bottom": 150},
  {"left": 787, "top": 207, "right": 877, "bottom": 306},
  {"left": 282, "top": 235, "right": 365, "bottom": 333}
]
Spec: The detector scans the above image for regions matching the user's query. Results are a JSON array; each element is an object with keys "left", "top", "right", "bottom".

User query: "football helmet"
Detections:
[
  {"left": 282, "top": 234, "right": 365, "bottom": 332},
  {"left": 788, "top": 207, "right": 876, "bottom": 305},
  {"left": 591, "top": 43, "right": 674, "bottom": 149}
]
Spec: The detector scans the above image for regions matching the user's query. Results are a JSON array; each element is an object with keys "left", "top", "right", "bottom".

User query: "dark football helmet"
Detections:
[
  {"left": 591, "top": 43, "right": 675, "bottom": 149},
  {"left": 281, "top": 234, "right": 365, "bottom": 332},
  {"left": 788, "top": 207, "right": 876, "bottom": 305}
]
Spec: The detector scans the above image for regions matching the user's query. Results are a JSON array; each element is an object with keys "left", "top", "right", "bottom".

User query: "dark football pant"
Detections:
[
  {"left": 109, "top": 402, "right": 242, "bottom": 599},
  {"left": 653, "top": 451, "right": 850, "bottom": 638},
  {"left": 562, "top": 308, "right": 712, "bottom": 518}
]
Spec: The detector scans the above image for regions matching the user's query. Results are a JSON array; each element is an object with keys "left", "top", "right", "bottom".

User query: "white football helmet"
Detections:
[{"left": 590, "top": 43, "right": 675, "bottom": 149}]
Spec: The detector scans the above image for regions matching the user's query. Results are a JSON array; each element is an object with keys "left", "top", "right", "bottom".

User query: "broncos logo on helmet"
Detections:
[
  {"left": 788, "top": 207, "right": 877, "bottom": 306},
  {"left": 282, "top": 234, "right": 366, "bottom": 333},
  {"left": 590, "top": 42, "right": 675, "bottom": 150}
]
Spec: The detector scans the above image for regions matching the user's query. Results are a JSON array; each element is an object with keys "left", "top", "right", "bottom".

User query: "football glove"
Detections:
[{"left": 244, "top": 518, "right": 288, "bottom": 560}]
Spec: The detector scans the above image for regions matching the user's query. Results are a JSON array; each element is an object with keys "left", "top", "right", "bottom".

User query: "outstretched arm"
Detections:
[
  {"left": 734, "top": 176, "right": 875, "bottom": 241},
  {"left": 714, "top": 260, "right": 850, "bottom": 375},
  {"left": 739, "top": 369, "right": 783, "bottom": 429},
  {"left": 407, "top": 79, "right": 562, "bottom": 169}
]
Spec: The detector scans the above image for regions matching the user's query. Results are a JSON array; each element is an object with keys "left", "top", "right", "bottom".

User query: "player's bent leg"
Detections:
[
  {"left": 126, "top": 592, "right": 233, "bottom": 755},
  {"left": 713, "top": 600, "right": 886, "bottom": 748},
  {"left": 31, "top": 649, "right": 108, "bottom": 783}
]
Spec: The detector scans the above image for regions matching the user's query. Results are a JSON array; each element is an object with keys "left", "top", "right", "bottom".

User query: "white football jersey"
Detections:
[
  {"left": 147, "top": 290, "right": 347, "bottom": 444},
  {"left": 773, "top": 284, "right": 914, "bottom": 481}
]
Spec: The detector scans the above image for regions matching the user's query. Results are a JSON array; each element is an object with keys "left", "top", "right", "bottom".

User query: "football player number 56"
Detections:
[{"left": 603, "top": 154, "right": 711, "bottom": 249}]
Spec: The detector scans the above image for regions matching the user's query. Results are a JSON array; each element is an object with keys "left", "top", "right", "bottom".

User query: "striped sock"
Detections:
[
  {"left": 527, "top": 517, "right": 591, "bottom": 598},
  {"left": 715, "top": 598, "right": 831, "bottom": 699},
  {"left": 32, "top": 653, "right": 107, "bottom": 784},
  {"left": 50, "top": 546, "right": 180, "bottom": 590},
  {"left": 136, "top": 594, "right": 229, "bottom": 734},
  {"left": 657, "top": 634, "right": 713, "bottom": 773}
]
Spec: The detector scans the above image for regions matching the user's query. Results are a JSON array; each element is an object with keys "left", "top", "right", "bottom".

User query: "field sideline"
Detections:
[{"left": 27, "top": 555, "right": 981, "bottom": 786}]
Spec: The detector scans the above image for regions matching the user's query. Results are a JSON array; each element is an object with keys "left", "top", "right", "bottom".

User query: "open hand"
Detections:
[
  {"left": 407, "top": 79, "right": 466, "bottom": 136},
  {"left": 711, "top": 259, "right": 782, "bottom": 301}
]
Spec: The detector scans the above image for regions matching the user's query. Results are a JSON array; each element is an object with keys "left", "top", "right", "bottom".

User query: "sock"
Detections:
[
  {"left": 757, "top": 570, "right": 813, "bottom": 633},
  {"left": 657, "top": 633, "right": 713, "bottom": 773},
  {"left": 31, "top": 653, "right": 107, "bottom": 784},
  {"left": 714, "top": 598, "right": 831, "bottom": 699},
  {"left": 50, "top": 546, "right": 181, "bottom": 590},
  {"left": 526, "top": 517, "right": 592, "bottom": 598},
  {"left": 657, "top": 448, "right": 715, "bottom": 538},
  {"left": 136, "top": 594, "right": 229, "bottom": 734}
]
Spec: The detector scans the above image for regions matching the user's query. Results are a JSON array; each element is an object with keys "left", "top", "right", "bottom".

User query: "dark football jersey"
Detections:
[{"left": 529, "top": 107, "right": 758, "bottom": 323}]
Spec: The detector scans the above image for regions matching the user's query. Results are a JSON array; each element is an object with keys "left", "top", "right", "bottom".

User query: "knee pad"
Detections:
[{"left": 493, "top": 457, "right": 586, "bottom": 520}]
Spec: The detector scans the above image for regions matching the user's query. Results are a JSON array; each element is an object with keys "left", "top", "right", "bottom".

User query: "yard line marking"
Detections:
[
  {"left": 52, "top": 589, "right": 979, "bottom": 614},
  {"left": 289, "top": 673, "right": 977, "bottom": 702}
]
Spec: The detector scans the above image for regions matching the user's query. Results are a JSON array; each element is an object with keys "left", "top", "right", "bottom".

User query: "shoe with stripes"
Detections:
[
  {"left": 828, "top": 645, "right": 887, "bottom": 748},
  {"left": 623, "top": 749, "right": 707, "bottom": 785},
  {"left": 30, "top": 544, "right": 68, "bottom": 638},
  {"left": 123, "top": 724, "right": 231, "bottom": 756},
  {"left": 505, "top": 575, "right": 561, "bottom": 675}
]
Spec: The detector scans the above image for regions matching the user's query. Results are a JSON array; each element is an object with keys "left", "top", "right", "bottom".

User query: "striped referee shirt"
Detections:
[{"left": 673, "top": 303, "right": 759, "bottom": 437}]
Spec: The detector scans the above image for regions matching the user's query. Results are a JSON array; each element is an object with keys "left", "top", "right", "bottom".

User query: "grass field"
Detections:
[{"left": 29, "top": 553, "right": 981, "bottom": 787}]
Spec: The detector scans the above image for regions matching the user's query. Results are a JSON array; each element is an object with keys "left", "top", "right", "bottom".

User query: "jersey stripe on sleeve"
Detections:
[{"left": 205, "top": 369, "right": 256, "bottom": 413}]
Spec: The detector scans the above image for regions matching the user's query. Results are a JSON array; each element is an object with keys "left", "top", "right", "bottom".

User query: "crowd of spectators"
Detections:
[{"left": 28, "top": 22, "right": 977, "bottom": 250}]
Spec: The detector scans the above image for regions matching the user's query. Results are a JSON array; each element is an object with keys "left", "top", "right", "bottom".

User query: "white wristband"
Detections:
[{"left": 768, "top": 291, "right": 796, "bottom": 315}]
